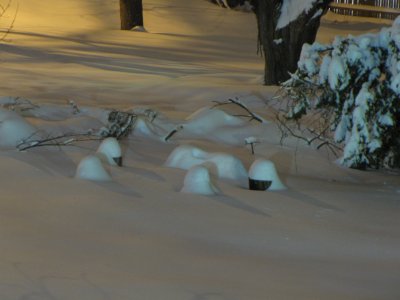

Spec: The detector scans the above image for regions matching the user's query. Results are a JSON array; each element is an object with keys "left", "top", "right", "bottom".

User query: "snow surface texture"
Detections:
[
  {"left": 165, "top": 145, "right": 248, "bottom": 182},
  {"left": 181, "top": 165, "right": 220, "bottom": 195},
  {"left": 249, "top": 159, "right": 287, "bottom": 191},
  {"left": 75, "top": 155, "right": 112, "bottom": 181},
  {"left": 0, "top": 1, "right": 399, "bottom": 299}
]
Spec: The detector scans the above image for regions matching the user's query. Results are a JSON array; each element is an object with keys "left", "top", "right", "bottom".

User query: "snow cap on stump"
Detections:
[
  {"left": 96, "top": 137, "right": 122, "bottom": 166},
  {"left": 75, "top": 155, "right": 112, "bottom": 181},
  {"left": 132, "top": 26, "right": 146, "bottom": 32},
  {"left": 181, "top": 165, "right": 220, "bottom": 196},
  {"left": 248, "top": 159, "right": 286, "bottom": 191}
]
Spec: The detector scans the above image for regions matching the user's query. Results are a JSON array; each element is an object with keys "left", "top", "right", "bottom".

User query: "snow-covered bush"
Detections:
[
  {"left": 165, "top": 145, "right": 248, "bottom": 181},
  {"left": 181, "top": 165, "right": 220, "bottom": 196},
  {"left": 75, "top": 155, "right": 112, "bottom": 181},
  {"left": 281, "top": 18, "right": 400, "bottom": 169}
]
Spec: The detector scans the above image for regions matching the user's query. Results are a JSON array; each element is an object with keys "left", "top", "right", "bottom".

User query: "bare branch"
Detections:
[
  {"left": 0, "top": 1, "right": 18, "bottom": 42},
  {"left": 17, "top": 133, "right": 102, "bottom": 151},
  {"left": 274, "top": 103, "right": 341, "bottom": 157},
  {"left": 164, "top": 125, "right": 184, "bottom": 142},
  {"left": 212, "top": 97, "right": 264, "bottom": 123},
  {"left": 0, "top": 0, "right": 11, "bottom": 16}
]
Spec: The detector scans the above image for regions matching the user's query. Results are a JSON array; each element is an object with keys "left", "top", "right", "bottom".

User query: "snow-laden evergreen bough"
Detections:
[{"left": 281, "top": 17, "right": 400, "bottom": 169}]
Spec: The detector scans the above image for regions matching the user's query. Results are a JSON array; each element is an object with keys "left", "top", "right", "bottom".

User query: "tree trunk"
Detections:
[
  {"left": 253, "top": 0, "right": 332, "bottom": 85},
  {"left": 120, "top": 0, "right": 143, "bottom": 30}
]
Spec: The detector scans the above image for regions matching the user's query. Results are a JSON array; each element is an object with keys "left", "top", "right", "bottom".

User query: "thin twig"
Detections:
[
  {"left": 0, "top": 1, "right": 18, "bottom": 42},
  {"left": 17, "top": 133, "right": 102, "bottom": 151},
  {"left": 0, "top": 0, "right": 11, "bottom": 16},
  {"left": 212, "top": 97, "right": 264, "bottom": 123},
  {"left": 164, "top": 125, "right": 184, "bottom": 141},
  {"left": 275, "top": 111, "right": 340, "bottom": 157}
]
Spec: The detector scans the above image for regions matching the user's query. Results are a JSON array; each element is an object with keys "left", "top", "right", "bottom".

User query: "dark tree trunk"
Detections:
[
  {"left": 252, "top": 0, "right": 332, "bottom": 85},
  {"left": 210, "top": 0, "right": 246, "bottom": 7},
  {"left": 120, "top": 0, "right": 143, "bottom": 30}
]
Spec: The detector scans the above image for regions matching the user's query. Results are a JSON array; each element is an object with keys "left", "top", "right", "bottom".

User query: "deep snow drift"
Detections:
[{"left": 0, "top": 1, "right": 399, "bottom": 300}]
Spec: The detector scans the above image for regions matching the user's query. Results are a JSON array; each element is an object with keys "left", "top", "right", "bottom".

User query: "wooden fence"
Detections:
[{"left": 330, "top": 0, "right": 400, "bottom": 19}]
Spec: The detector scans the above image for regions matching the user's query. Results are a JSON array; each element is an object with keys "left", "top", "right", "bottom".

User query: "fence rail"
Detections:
[{"left": 330, "top": 0, "right": 400, "bottom": 19}]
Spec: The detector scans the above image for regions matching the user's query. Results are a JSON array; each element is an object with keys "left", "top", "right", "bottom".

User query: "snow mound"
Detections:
[
  {"left": 0, "top": 109, "right": 37, "bottom": 148},
  {"left": 165, "top": 145, "right": 248, "bottom": 181},
  {"left": 96, "top": 137, "right": 122, "bottom": 166},
  {"left": 132, "top": 118, "right": 161, "bottom": 139},
  {"left": 249, "top": 159, "right": 286, "bottom": 191},
  {"left": 181, "top": 165, "right": 220, "bottom": 196},
  {"left": 184, "top": 107, "right": 246, "bottom": 135},
  {"left": 177, "top": 106, "right": 263, "bottom": 145},
  {"left": 75, "top": 155, "right": 112, "bottom": 181},
  {"left": 129, "top": 112, "right": 177, "bottom": 141}
]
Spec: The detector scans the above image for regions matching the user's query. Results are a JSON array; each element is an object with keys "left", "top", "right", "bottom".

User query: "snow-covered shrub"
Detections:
[
  {"left": 181, "top": 165, "right": 220, "bottom": 196},
  {"left": 165, "top": 145, "right": 248, "bottom": 181},
  {"left": 75, "top": 155, "right": 112, "bottom": 181},
  {"left": 281, "top": 18, "right": 400, "bottom": 169}
]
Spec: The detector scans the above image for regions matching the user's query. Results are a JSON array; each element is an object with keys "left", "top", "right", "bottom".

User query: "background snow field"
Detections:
[{"left": 0, "top": 0, "right": 399, "bottom": 299}]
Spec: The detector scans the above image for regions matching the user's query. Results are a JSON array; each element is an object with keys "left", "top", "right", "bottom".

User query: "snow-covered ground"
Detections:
[{"left": 0, "top": 1, "right": 399, "bottom": 299}]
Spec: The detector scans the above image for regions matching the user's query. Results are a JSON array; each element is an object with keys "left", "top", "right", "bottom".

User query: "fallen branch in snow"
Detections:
[
  {"left": 3, "top": 101, "right": 167, "bottom": 151},
  {"left": 212, "top": 97, "right": 264, "bottom": 123},
  {"left": 7, "top": 97, "right": 268, "bottom": 153},
  {"left": 17, "top": 132, "right": 102, "bottom": 151},
  {"left": 164, "top": 125, "right": 184, "bottom": 142}
]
